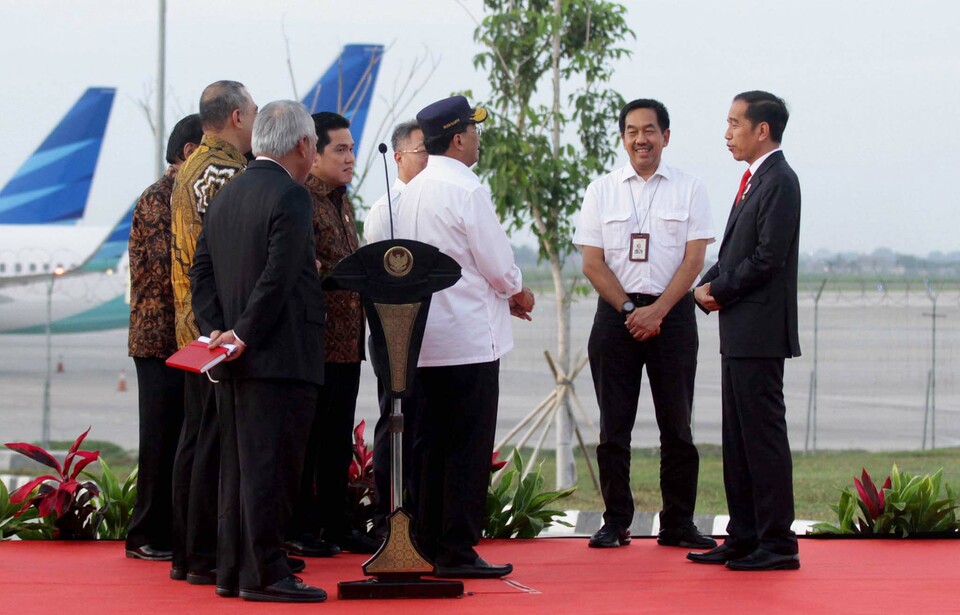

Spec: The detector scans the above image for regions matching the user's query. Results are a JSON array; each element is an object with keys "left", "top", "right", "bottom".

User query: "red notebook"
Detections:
[{"left": 165, "top": 336, "right": 237, "bottom": 374}]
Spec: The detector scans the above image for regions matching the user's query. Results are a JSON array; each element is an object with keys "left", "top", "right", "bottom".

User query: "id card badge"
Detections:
[{"left": 629, "top": 233, "right": 649, "bottom": 262}]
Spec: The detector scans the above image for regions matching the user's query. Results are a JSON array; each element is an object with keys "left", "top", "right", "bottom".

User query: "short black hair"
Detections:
[
  {"left": 391, "top": 120, "right": 421, "bottom": 151},
  {"left": 618, "top": 99, "right": 670, "bottom": 134},
  {"left": 165, "top": 114, "right": 202, "bottom": 164},
  {"left": 734, "top": 91, "right": 789, "bottom": 143},
  {"left": 312, "top": 112, "right": 350, "bottom": 152},
  {"left": 199, "top": 80, "right": 249, "bottom": 131},
  {"left": 423, "top": 123, "right": 467, "bottom": 155}
]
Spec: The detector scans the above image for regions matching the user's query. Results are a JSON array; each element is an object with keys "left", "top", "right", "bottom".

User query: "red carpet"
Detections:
[{"left": 1, "top": 537, "right": 956, "bottom": 614}]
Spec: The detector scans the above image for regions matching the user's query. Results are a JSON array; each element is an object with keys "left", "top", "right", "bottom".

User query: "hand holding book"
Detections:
[
  {"left": 207, "top": 329, "right": 246, "bottom": 362},
  {"left": 165, "top": 333, "right": 242, "bottom": 374}
]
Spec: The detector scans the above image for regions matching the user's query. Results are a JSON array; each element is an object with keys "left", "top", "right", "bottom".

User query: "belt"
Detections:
[{"left": 627, "top": 293, "right": 660, "bottom": 307}]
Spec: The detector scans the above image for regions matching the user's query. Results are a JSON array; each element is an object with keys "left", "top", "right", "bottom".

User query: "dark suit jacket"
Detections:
[
  {"left": 190, "top": 159, "right": 326, "bottom": 384},
  {"left": 700, "top": 150, "right": 801, "bottom": 359}
]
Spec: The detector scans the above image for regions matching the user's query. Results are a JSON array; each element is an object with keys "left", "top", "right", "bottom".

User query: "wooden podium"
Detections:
[{"left": 330, "top": 239, "right": 464, "bottom": 599}]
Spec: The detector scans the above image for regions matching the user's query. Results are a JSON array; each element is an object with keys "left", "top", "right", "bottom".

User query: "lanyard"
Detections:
[{"left": 628, "top": 175, "right": 661, "bottom": 234}]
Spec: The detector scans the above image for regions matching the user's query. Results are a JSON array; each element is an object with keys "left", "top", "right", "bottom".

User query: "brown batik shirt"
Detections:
[
  {"left": 306, "top": 174, "right": 365, "bottom": 363},
  {"left": 128, "top": 165, "right": 179, "bottom": 359}
]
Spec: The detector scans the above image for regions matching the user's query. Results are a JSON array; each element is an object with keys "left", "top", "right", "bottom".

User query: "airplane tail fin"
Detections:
[
  {"left": 76, "top": 200, "right": 134, "bottom": 273},
  {"left": 301, "top": 44, "right": 384, "bottom": 155},
  {"left": 0, "top": 87, "right": 116, "bottom": 225}
]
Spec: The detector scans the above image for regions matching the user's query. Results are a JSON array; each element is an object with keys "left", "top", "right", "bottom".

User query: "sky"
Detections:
[{"left": 1, "top": 0, "right": 958, "bottom": 257}]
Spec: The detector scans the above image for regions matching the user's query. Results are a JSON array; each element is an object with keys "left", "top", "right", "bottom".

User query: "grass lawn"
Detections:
[{"left": 516, "top": 445, "right": 960, "bottom": 522}]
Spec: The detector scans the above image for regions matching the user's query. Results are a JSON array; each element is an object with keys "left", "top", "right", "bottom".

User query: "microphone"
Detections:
[{"left": 378, "top": 142, "right": 395, "bottom": 240}]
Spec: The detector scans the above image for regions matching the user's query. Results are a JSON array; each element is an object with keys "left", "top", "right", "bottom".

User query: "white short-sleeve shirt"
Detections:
[{"left": 573, "top": 162, "right": 715, "bottom": 295}]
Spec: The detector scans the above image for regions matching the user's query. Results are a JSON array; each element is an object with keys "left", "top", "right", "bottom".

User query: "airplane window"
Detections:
[
  {"left": 29, "top": 263, "right": 37, "bottom": 272},
  {"left": 43, "top": 263, "right": 50, "bottom": 272},
  {"left": 15, "top": 263, "right": 22, "bottom": 273},
  {"left": 0, "top": 263, "right": 5, "bottom": 273}
]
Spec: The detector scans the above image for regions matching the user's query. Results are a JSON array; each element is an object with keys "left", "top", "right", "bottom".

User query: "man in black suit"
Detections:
[
  {"left": 191, "top": 100, "right": 328, "bottom": 602},
  {"left": 690, "top": 91, "right": 801, "bottom": 571}
]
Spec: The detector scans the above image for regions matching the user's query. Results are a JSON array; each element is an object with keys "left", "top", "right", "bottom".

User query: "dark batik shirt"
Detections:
[
  {"left": 306, "top": 174, "right": 365, "bottom": 363},
  {"left": 128, "top": 166, "right": 178, "bottom": 358}
]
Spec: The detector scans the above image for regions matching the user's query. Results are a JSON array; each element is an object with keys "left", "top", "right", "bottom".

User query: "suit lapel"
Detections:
[{"left": 718, "top": 151, "right": 784, "bottom": 250}]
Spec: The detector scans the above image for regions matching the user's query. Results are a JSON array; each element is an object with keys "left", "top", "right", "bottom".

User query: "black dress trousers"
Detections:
[
  {"left": 414, "top": 360, "right": 499, "bottom": 567},
  {"left": 721, "top": 356, "right": 798, "bottom": 555},
  {"left": 171, "top": 371, "right": 219, "bottom": 573},
  {"left": 126, "top": 357, "right": 184, "bottom": 551},
  {"left": 217, "top": 378, "right": 317, "bottom": 590},
  {"left": 587, "top": 292, "right": 700, "bottom": 531},
  {"left": 290, "top": 361, "right": 362, "bottom": 542}
]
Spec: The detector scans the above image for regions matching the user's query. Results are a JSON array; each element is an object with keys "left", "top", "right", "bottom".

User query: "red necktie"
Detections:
[{"left": 734, "top": 169, "right": 752, "bottom": 206}]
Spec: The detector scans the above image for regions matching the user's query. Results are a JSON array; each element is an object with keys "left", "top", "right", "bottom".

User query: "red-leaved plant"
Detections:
[
  {"left": 5, "top": 427, "right": 102, "bottom": 539},
  {"left": 491, "top": 451, "right": 508, "bottom": 473},
  {"left": 346, "top": 420, "right": 375, "bottom": 535},
  {"left": 854, "top": 467, "right": 892, "bottom": 527}
]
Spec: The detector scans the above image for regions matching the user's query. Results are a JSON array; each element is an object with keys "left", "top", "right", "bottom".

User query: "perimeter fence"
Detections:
[{"left": 497, "top": 275, "right": 960, "bottom": 453}]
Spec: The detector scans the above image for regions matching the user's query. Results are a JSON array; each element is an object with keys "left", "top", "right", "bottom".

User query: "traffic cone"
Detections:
[
  {"left": 56, "top": 355, "right": 64, "bottom": 373},
  {"left": 117, "top": 368, "right": 127, "bottom": 392}
]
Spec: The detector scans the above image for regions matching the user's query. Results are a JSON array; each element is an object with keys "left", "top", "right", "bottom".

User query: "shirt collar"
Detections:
[
  {"left": 749, "top": 148, "right": 781, "bottom": 176},
  {"left": 255, "top": 155, "right": 292, "bottom": 178},
  {"left": 619, "top": 161, "right": 671, "bottom": 184},
  {"left": 305, "top": 173, "right": 347, "bottom": 198},
  {"left": 428, "top": 154, "right": 472, "bottom": 173},
  {"left": 200, "top": 134, "right": 247, "bottom": 165}
]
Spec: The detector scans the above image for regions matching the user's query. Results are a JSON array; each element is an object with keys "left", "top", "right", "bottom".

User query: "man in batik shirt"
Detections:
[
  {"left": 286, "top": 112, "right": 377, "bottom": 557},
  {"left": 125, "top": 113, "right": 202, "bottom": 562},
  {"left": 168, "top": 80, "right": 257, "bottom": 583}
]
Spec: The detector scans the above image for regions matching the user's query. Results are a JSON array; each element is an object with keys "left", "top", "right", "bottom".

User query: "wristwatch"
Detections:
[{"left": 620, "top": 300, "right": 636, "bottom": 316}]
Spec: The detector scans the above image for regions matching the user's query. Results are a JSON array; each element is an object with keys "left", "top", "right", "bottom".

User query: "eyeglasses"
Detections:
[{"left": 397, "top": 149, "right": 428, "bottom": 156}]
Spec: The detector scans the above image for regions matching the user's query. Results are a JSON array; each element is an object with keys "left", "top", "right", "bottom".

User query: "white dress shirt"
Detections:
[
  {"left": 391, "top": 155, "right": 523, "bottom": 367},
  {"left": 364, "top": 178, "right": 406, "bottom": 244},
  {"left": 740, "top": 147, "right": 782, "bottom": 200},
  {"left": 573, "top": 162, "right": 715, "bottom": 295}
]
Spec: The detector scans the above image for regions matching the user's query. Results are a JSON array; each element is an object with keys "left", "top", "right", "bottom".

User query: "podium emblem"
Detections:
[{"left": 384, "top": 246, "right": 414, "bottom": 277}]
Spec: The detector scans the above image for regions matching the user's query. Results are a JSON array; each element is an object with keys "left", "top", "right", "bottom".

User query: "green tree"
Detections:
[{"left": 470, "top": 0, "right": 633, "bottom": 487}]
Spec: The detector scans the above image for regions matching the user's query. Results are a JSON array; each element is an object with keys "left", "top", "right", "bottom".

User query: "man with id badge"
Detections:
[{"left": 573, "top": 99, "right": 716, "bottom": 551}]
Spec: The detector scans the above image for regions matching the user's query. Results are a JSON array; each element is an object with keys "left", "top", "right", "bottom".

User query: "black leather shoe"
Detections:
[
  {"left": 331, "top": 530, "right": 383, "bottom": 554},
  {"left": 658, "top": 525, "right": 718, "bottom": 549},
  {"left": 239, "top": 575, "right": 327, "bottom": 603},
  {"left": 169, "top": 566, "right": 187, "bottom": 581},
  {"left": 435, "top": 557, "right": 513, "bottom": 579},
  {"left": 725, "top": 548, "right": 800, "bottom": 571},
  {"left": 588, "top": 524, "right": 631, "bottom": 548},
  {"left": 186, "top": 569, "right": 217, "bottom": 585},
  {"left": 216, "top": 586, "right": 239, "bottom": 598},
  {"left": 283, "top": 537, "right": 341, "bottom": 558},
  {"left": 686, "top": 544, "right": 753, "bottom": 565},
  {"left": 125, "top": 545, "right": 173, "bottom": 561},
  {"left": 287, "top": 557, "right": 306, "bottom": 574}
]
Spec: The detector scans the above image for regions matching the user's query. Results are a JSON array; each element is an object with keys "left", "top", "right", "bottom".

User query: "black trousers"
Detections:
[
  {"left": 588, "top": 292, "right": 700, "bottom": 531},
  {"left": 721, "top": 356, "right": 798, "bottom": 555},
  {"left": 171, "top": 371, "right": 218, "bottom": 572},
  {"left": 218, "top": 378, "right": 316, "bottom": 590},
  {"left": 414, "top": 360, "right": 499, "bottom": 567},
  {"left": 290, "top": 362, "right": 361, "bottom": 541},
  {"left": 126, "top": 357, "right": 184, "bottom": 551}
]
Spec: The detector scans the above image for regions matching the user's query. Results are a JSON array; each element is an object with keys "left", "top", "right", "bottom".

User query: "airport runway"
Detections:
[{"left": 1, "top": 291, "right": 958, "bottom": 453}]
